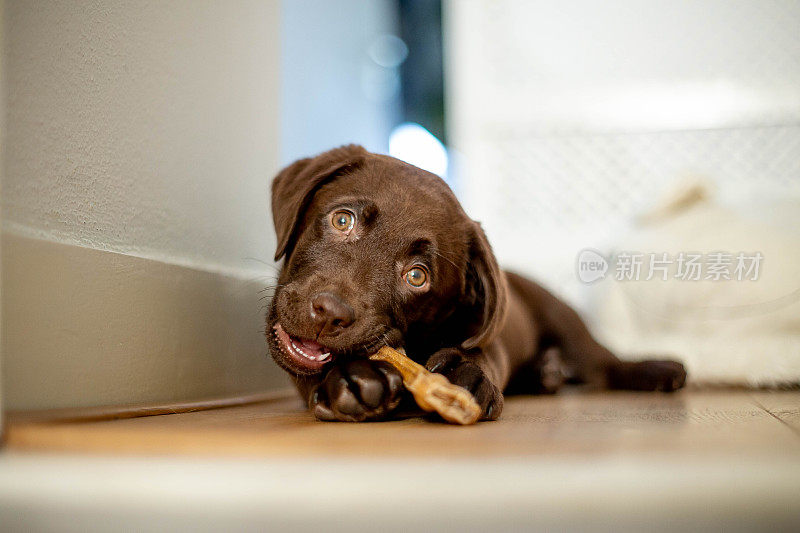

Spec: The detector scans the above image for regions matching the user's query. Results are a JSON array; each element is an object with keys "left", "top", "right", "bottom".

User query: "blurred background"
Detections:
[
  {"left": 285, "top": 0, "right": 800, "bottom": 388},
  {"left": 2, "top": 0, "right": 800, "bottom": 409},
  {"left": 282, "top": 0, "right": 800, "bottom": 298}
]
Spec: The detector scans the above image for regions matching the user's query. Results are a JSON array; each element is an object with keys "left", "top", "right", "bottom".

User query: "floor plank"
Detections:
[
  {"left": 7, "top": 390, "right": 800, "bottom": 458},
  {"left": 747, "top": 391, "right": 800, "bottom": 433}
]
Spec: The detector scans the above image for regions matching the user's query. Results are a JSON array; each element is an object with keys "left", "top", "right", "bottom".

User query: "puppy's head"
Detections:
[{"left": 267, "top": 145, "right": 506, "bottom": 376}]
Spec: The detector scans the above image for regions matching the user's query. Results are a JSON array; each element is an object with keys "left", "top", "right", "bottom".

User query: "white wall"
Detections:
[
  {"left": 4, "top": 0, "right": 278, "bottom": 273},
  {"left": 2, "top": 0, "right": 286, "bottom": 409}
]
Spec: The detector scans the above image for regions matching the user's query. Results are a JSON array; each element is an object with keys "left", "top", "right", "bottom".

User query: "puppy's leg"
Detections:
[
  {"left": 505, "top": 347, "right": 565, "bottom": 395},
  {"left": 506, "top": 272, "right": 686, "bottom": 392},
  {"left": 425, "top": 346, "right": 506, "bottom": 420},
  {"left": 606, "top": 359, "right": 687, "bottom": 391},
  {"left": 548, "top": 310, "right": 686, "bottom": 392}
]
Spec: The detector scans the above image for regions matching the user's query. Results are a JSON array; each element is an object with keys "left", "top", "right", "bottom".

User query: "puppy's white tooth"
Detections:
[{"left": 318, "top": 353, "right": 330, "bottom": 361}]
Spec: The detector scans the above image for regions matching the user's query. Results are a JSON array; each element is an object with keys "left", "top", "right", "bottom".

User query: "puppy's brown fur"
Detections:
[{"left": 267, "top": 145, "right": 686, "bottom": 422}]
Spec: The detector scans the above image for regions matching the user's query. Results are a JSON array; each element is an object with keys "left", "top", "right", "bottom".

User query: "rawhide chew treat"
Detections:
[{"left": 369, "top": 346, "right": 482, "bottom": 425}]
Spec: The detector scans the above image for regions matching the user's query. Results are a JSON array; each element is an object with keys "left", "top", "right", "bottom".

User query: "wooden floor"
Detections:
[
  {"left": 4, "top": 389, "right": 800, "bottom": 531},
  {"left": 6, "top": 388, "right": 800, "bottom": 458}
]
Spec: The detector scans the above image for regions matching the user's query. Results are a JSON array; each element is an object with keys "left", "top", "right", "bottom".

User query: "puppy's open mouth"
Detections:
[{"left": 273, "top": 323, "right": 334, "bottom": 372}]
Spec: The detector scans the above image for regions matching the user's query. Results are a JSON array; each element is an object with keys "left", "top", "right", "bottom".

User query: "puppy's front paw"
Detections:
[
  {"left": 311, "top": 360, "right": 403, "bottom": 422},
  {"left": 426, "top": 349, "right": 503, "bottom": 421},
  {"left": 608, "top": 360, "right": 687, "bottom": 392}
]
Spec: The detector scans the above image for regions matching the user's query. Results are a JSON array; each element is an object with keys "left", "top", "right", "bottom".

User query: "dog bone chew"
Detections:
[{"left": 370, "top": 346, "right": 482, "bottom": 425}]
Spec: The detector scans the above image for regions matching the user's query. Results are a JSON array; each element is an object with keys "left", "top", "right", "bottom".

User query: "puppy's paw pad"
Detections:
[{"left": 311, "top": 360, "right": 403, "bottom": 422}]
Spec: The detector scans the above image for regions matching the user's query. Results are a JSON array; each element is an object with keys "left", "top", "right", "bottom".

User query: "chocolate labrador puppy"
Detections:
[{"left": 267, "top": 145, "right": 686, "bottom": 422}]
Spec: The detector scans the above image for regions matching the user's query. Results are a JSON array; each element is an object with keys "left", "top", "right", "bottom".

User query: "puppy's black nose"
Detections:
[{"left": 310, "top": 292, "right": 355, "bottom": 336}]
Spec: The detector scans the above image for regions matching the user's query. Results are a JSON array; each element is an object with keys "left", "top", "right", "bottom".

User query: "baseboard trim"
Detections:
[
  {"left": 5, "top": 388, "right": 297, "bottom": 425},
  {"left": 2, "top": 232, "right": 289, "bottom": 410}
]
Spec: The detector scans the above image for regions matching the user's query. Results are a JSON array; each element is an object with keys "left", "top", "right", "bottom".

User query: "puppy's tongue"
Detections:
[{"left": 294, "top": 338, "right": 327, "bottom": 358}]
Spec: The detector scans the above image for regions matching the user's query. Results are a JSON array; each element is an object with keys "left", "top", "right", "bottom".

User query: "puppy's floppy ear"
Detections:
[
  {"left": 460, "top": 222, "right": 508, "bottom": 350},
  {"left": 271, "top": 144, "right": 367, "bottom": 260}
]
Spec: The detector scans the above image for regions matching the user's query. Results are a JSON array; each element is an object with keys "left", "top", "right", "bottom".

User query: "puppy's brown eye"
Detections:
[
  {"left": 331, "top": 210, "right": 355, "bottom": 232},
  {"left": 405, "top": 266, "right": 428, "bottom": 288}
]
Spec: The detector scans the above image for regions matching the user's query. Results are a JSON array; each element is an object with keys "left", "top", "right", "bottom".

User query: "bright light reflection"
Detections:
[{"left": 389, "top": 122, "right": 448, "bottom": 179}]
